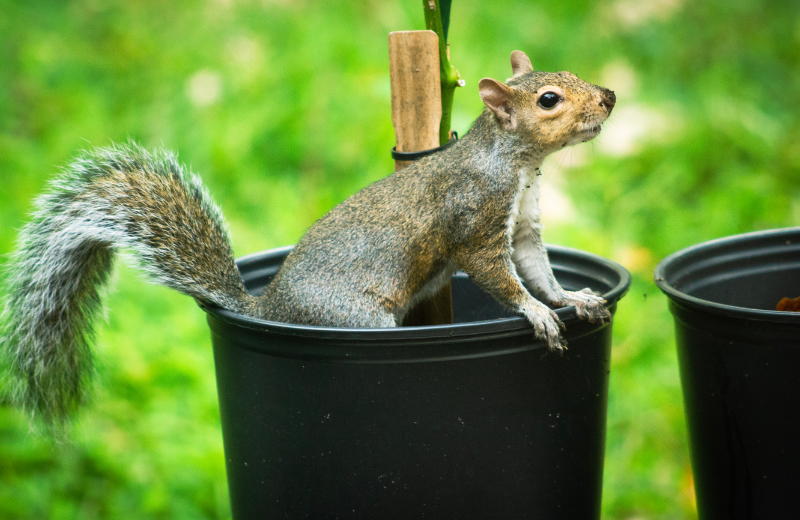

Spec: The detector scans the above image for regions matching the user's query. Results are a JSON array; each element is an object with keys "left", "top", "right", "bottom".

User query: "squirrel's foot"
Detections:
[
  {"left": 554, "top": 288, "right": 610, "bottom": 324},
  {"left": 521, "top": 301, "right": 566, "bottom": 352}
]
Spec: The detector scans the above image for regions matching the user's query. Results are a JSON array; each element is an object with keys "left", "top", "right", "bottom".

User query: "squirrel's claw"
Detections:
[
  {"left": 557, "top": 288, "right": 611, "bottom": 324},
  {"left": 522, "top": 302, "right": 566, "bottom": 351}
]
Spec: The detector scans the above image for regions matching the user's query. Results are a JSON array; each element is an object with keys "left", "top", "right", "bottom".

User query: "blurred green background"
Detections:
[{"left": 1, "top": 0, "right": 799, "bottom": 518}]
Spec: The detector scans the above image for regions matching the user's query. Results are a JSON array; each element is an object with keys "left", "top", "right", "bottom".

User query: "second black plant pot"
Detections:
[
  {"left": 203, "top": 245, "right": 630, "bottom": 520},
  {"left": 656, "top": 227, "right": 800, "bottom": 520}
]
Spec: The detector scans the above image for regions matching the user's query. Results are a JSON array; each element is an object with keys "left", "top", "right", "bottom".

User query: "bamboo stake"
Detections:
[
  {"left": 389, "top": 31, "right": 441, "bottom": 171},
  {"left": 388, "top": 30, "right": 453, "bottom": 326}
]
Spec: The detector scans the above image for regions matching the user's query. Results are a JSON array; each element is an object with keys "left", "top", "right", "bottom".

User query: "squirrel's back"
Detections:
[{"left": 262, "top": 151, "right": 466, "bottom": 327}]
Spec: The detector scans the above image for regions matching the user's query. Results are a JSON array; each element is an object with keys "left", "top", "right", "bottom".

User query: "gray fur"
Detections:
[{"left": 1, "top": 143, "right": 258, "bottom": 425}]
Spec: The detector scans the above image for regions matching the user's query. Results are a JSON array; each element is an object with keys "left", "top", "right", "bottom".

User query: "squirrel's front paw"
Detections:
[
  {"left": 556, "top": 288, "right": 611, "bottom": 323},
  {"left": 522, "top": 302, "right": 566, "bottom": 351}
]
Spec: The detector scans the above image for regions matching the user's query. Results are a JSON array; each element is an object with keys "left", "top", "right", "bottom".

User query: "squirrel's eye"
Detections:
[{"left": 538, "top": 91, "right": 561, "bottom": 109}]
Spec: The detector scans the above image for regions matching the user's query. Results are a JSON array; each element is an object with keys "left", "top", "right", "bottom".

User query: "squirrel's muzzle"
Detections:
[{"left": 600, "top": 89, "right": 616, "bottom": 114}]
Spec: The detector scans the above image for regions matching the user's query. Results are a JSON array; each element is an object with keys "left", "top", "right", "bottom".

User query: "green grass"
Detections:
[{"left": 2, "top": 0, "right": 799, "bottom": 518}]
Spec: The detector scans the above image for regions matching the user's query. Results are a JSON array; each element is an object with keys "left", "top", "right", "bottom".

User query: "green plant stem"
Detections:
[{"left": 423, "top": 0, "right": 461, "bottom": 145}]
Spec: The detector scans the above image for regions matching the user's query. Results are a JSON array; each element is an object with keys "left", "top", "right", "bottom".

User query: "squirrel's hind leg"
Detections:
[{"left": 264, "top": 284, "right": 397, "bottom": 328}]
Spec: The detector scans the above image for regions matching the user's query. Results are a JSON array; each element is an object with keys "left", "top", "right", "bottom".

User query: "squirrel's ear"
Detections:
[
  {"left": 479, "top": 78, "right": 516, "bottom": 130},
  {"left": 510, "top": 50, "right": 533, "bottom": 77}
]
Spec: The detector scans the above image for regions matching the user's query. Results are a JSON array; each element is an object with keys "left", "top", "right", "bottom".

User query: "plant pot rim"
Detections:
[
  {"left": 655, "top": 226, "right": 800, "bottom": 323},
  {"left": 201, "top": 243, "right": 631, "bottom": 343}
]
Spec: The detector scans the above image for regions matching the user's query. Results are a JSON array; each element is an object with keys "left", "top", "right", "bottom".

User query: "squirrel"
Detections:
[{"left": 1, "top": 50, "right": 615, "bottom": 425}]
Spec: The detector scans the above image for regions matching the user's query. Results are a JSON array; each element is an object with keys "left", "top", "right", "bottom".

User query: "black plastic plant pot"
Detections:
[
  {"left": 203, "top": 245, "right": 630, "bottom": 520},
  {"left": 655, "top": 227, "right": 800, "bottom": 520}
]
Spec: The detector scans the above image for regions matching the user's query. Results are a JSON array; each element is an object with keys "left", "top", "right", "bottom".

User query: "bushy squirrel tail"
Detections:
[{"left": 1, "top": 142, "right": 260, "bottom": 425}]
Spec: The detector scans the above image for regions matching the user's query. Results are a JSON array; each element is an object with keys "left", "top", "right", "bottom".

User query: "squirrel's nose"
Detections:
[{"left": 600, "top": 90, "right": 616, "bottom": 114}]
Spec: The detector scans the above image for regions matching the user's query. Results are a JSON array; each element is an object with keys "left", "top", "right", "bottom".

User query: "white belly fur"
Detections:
[{"left": 508, "top": 168, "right": 554, "bottom": 296}]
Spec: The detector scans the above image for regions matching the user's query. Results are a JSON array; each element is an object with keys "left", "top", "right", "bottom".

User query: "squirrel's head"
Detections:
[{"left": 479, "top": 51, "right": 616, "bottom": 155}]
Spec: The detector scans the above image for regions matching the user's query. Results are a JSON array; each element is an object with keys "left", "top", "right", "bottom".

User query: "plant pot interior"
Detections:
[
  {"left": 233, "top": 244, "right": 630, "bottom": 328},
  {"left": 656, "top": 227, "right": 800, "bottom": 316}
]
